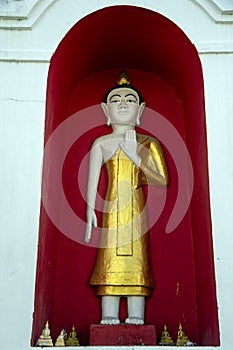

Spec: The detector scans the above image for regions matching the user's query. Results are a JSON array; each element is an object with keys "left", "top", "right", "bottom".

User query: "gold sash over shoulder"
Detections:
[{"left": 90, "top": 134, "right": 169, "bottom": 296}]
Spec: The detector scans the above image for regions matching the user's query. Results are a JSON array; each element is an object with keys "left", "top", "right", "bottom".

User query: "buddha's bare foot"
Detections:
[
  {"left": 100, "top": 317, "right": 120, "bottom": 325},
  {"left": 125, "top": 317, "right": 144, "bottom": 325}
]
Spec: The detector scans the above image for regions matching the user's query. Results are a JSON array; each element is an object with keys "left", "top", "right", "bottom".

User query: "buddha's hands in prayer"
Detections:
[
  {"left": 85, "top": 206, "right": 97, "bottom": 243},
  {"left": 120, "top": 129, "right": 141, "bottom": 167}
]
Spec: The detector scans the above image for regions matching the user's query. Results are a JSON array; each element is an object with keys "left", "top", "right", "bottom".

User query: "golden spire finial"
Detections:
[{"left": 117, "top": 71, "right": 131, "bottom": 86}]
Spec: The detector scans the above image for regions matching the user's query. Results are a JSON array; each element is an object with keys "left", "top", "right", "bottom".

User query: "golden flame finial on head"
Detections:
[
  {"left": 104, "top": 71, "right": 143, "bottom": 104},
  {"left": 117, "top": 71, "right": 131, "bottom": 86}
]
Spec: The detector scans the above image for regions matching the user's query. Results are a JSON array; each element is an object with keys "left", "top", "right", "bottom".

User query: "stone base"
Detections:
[{"left": 89, "top": 324, "right": 157, "bottom": 346}]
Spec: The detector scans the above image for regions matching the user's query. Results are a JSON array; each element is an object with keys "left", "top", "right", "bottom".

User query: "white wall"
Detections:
[
  {"left": 200, "top": 52, "right": 233, "bottom": 348},
  {"left": 0, "top": 61, "right": 48, "bottom": 349},
  {"left": 0, "top": 0, "right": 233, "bottom": 349}
]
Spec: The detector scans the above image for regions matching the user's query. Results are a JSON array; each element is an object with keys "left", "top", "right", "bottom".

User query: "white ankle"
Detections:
[
  {"left": 100, "top": 317, "right": 120, "bottom": 325},
  {"left": 127, "top": 296, "right": 145, "bottom": 324},
  {"left": 101, "top": 296, "right": 120, "bottom": 324},
  {"left": 125, "top": 317, "right": 144, "bottom": 325}
]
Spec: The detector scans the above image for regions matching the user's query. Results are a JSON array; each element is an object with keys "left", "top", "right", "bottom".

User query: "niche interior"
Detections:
[{"left": 31, "top": 5, "right": 220, "bottom": 346}]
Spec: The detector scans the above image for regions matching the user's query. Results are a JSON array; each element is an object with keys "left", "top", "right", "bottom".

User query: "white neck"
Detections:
[{"left": 111, "top": 123, "right": 135, "bottom": 135}]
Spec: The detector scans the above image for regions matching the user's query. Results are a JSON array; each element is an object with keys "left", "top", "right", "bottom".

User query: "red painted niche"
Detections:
[{"left": 31, "top": 5, "right": 219, "bottom": 346}]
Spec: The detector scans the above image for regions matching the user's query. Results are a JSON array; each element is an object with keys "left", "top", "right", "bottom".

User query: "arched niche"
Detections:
[{"left": 31, "top": 5, "right": 220, "bottom": 346}]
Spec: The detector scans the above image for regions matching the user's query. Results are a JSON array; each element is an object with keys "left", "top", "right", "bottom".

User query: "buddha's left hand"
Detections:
[{"left": 120, "top": 129, "right": 141, "bottom": 167}]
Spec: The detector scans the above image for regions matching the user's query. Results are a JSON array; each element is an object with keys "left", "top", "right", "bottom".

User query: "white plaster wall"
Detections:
[
  {"left": 0, "top": 61, "right": 48, "bottom": 349},
  {"left": 200, "top": 52, "right": 233, "bottom": 349},
  {"left": 0, "top": 1, "right": 233, "bottom": 349}
]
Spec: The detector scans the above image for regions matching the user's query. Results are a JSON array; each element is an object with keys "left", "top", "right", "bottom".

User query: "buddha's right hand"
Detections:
[{"left": 85, "top": 207, "right": 97, "bottom": 243}]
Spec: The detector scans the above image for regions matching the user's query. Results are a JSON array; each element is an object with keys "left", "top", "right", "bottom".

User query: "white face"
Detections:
[{"left": 106, "top": 87, "right": 142, "bottom": 126}]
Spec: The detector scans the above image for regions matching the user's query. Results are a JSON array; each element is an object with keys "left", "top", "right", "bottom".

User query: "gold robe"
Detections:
[{"left": 90, "top": 134, "right": 168, "bottom": 296}]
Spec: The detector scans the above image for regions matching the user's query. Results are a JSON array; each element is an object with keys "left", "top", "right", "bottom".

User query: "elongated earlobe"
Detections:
[
  {"left": 136, "top": 102, "right": 146, "bottom": 125},
  {"left": 101, "top": 102, "right": 111, "bottom": 125}
]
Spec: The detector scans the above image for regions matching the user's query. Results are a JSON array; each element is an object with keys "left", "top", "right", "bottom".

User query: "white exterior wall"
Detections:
[{"left": 0, "top": 1, "right": 233, "bottom": 349}]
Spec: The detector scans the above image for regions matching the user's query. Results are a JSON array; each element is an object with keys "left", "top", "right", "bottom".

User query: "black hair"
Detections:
[{"left": 104, "top": 83, "right": 144, "bottom": 104}]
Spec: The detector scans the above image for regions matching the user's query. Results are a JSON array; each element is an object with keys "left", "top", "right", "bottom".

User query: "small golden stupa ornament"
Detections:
[
  {"left": 66, "top": 325, "right": 80, "bottom": 347},
  {"left": 176, "top": 323, "right": 190, "bottom": 346},
  {"left": 55, "top": 329, "right": 67, "bottom": 347},
  {"left": 36, "top": 321, "right": 53, "bottom": 347},
  {"left": 159, "top": 324, "right": 175, "bottom": 346},
  {"left": 117, "top": 71, "right": 131, "bottom": 86}
]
